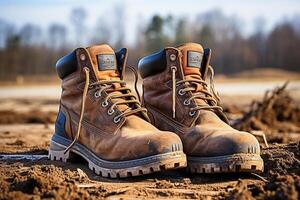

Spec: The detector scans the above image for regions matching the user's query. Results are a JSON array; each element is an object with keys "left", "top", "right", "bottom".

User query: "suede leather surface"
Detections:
[{"left": 142, "top": 47, "right": 198, "bottom": 127}]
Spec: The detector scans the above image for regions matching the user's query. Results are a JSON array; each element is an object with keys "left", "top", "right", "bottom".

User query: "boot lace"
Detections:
[
  {"left": 171, "top": 65, "right": 224, "bottom": 119},
  {"left": 64, "top": 66, "right": 147, "bottom": 154}
]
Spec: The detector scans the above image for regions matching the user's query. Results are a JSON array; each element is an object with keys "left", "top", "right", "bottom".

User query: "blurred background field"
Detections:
[
  {"left": 0, "top": 0, "right": 300, "bottom": 82},
  {"left": 0, "top": 0, "right": 299, "bottom": 103}
]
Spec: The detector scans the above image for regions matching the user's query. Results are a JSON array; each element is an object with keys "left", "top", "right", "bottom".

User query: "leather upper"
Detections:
[
  {"left": 56, "top": 44, "right": 183, "bottom": 161},
  {"left": 140, "top": 43, "right": 261, "bottom": 157}
]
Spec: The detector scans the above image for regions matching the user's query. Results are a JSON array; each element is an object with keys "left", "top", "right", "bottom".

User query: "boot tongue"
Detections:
[
  {"left": 177, "top": 43, "right": 208, "bottom": 106},
  {"left": 87, "top": 44, "right": 130, "bottom": 112},
  {"left": 86, "top": 44, "right": 120, "bottom": 80},
  {"left": 177, "top": 43, "right": 204, "bottom": 77}
]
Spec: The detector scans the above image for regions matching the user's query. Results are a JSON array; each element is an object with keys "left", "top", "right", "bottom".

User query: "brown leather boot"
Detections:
[
  {"left": 138, "top": 43, "right": 264, "bottom": 173},
  {"left": 48, "top": 44, "right": 186, "bottom": 178}
]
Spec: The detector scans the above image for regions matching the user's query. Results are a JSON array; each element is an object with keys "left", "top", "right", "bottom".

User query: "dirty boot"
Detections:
[
  {"left": 138, "top": 43, "right": 264, "bottom": 173},
  {"left": 48, "top": 44, "right": 186, "bottom": 178}
]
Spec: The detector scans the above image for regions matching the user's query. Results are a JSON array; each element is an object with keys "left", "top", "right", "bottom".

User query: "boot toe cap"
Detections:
[
  {"left": 217, "top": 132, "right": 261, "bottom": 156},
  {"left": 189, "top": 130, "right": 261, "bottom": 157},
  {"left": 113, "top": 131, "right": 184, "bottom": 161},
  {"left": 146, "top": 131, "right": 184, "bottom": 155}
]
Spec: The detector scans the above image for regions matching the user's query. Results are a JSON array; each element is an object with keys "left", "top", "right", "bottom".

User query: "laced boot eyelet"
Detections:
[
  {"left": 178, "top": 89, "right": 185, "bottom": 96},
  {"left": 170, "top": 54, "right": 177, "bottom": 61},
  {"left": 107, "top": 108, "right": 115, "bottom": 115},
  {"left": 80, "top": 54, "right": 86, "bottom": 61},
  {"left": 113, "top": 116, "right": 121, "bottom": 123},
  {"left": 102, "top": 101, "right": 108, "bottom": 107},
  {"left": 94, "top": 91, "right": 101, "bottom": 98},
  {"left": 183, "top": 99, "right": 191, "bottom": 105},
  {"left": 189, "top": 111, "right": 196, "bottom": 116},
  {"left": 171, "top": 66, "right": 177, "bottom": 72}
]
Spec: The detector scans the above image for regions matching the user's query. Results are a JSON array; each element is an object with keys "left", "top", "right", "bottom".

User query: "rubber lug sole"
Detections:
[
  {"left": 48, "top": 139, "right": 186, "bottom": 178},
  {"left": 187, "top": 153, "right": 264, "bottom": 173}
]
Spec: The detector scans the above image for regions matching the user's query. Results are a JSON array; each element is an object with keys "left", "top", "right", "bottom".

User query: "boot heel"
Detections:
[
  {"left": 48, "top": 149, "right": 70, "bottom": 162},
  {"left": 48, "top": 137, "right": 70, "bottom": 162}
]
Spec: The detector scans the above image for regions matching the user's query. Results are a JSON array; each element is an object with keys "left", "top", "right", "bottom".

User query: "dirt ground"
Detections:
[{"left": 0, "top": 82, "right": 300, "bottom": 200}]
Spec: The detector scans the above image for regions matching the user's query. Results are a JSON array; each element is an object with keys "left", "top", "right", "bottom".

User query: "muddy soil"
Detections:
[
  {"left": 0, "top": 85, "right": 300, "bottom": 199},
  {"left": 0, "top": 125, "right": 298, "bottom": 199},
  {"left": 0, "top": 125, "right": 299, "bottom": 199}
]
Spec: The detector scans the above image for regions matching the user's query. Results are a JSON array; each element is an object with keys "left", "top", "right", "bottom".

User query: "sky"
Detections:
[{"left": 0, "top": 0, "right": 300, "bottom": 45}]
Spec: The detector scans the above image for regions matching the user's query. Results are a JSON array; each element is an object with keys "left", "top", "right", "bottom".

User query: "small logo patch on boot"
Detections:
[
  {"left": 97, "top": 54, "right": 116, "bottom": 71},
  {"left": 187, "top": 51, "right": 203, "bottom": 68}
]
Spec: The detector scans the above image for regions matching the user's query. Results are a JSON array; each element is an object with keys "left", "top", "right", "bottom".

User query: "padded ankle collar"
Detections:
[
  {"left": 138, "top": 49, "right": 167, "bottom": 78},
  {"left": 138, "top": 47, "right": 213, "bottom": 79},
  {"left": 56, "top": 50, "right": 78, "bottom": 79},
  {"left": 115, "top": 48, "right": 128, "bottom": 79}
]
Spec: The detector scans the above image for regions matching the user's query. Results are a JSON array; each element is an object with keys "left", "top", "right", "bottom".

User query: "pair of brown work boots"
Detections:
[{"left": 49, "top": 43, "right": 263, "bottom": 178}]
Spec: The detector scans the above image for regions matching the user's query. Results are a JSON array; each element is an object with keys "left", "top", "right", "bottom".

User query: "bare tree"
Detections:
[
  {"left": 266, "top": 22, "right": 300, "bottom": 71},
  {"left": 19, "top": 24, "right": 42, "bottom": 46},
  {"left": 175, "top": 18, "right": 189, "bottom": 45},
  {"left": 0, "top": 19, "right": 15, "bottom": 49},
  {"left": 1, "top": 9, "right": 300, "bottom": 80},
  {"left": 90, "top": 17, "right": 111, "bottom": 44},
  {"left": 144, "top": 15, "right": 169, "bottom": 53},
  {"left": 70, "top": 7, "right": 87, "bottom": 46},
  {"left": 48, "top": 23, "right": 67, "bottom": 49},
  {"left": 114, "top": 4, "right": 125, "bottom": 49}
]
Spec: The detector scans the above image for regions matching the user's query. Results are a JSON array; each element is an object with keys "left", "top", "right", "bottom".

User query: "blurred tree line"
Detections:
[{"left": 0, "top": 8, "right": 299, "bottom": 80}]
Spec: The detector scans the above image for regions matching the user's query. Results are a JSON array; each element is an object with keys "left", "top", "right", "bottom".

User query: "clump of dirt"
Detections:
[
  {"left": 226, "top": 174, "right": 300, "bottom": 200},
  {"left": 261, "top": 142, "right": 300, "bottom": 176},
  {"left": 225, "top": 179, "right": 256, "bottom": 200},
  {"left": 155, "top": 179, "right": 175, "bottom": 189},
  {"left": 0, "top": 109, "right": 57, "bottom": 124},
  {"left": 233, "top": 82, "right": 300, "bottom": 143},
  {"left": 223, "top": 104, "right": 245, "bottom": 115},
  {"left": 0, "top": 164, "right": 93, "bottom": 200},
  {"left": 225, "top": 142, "right": 300, "bottom": 200}
]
